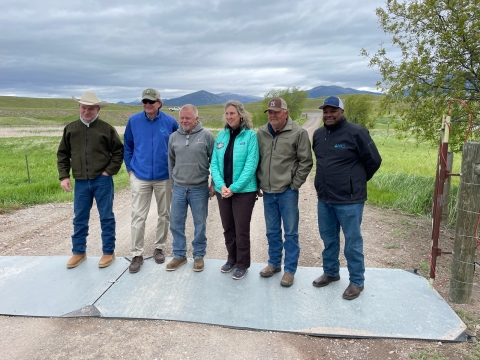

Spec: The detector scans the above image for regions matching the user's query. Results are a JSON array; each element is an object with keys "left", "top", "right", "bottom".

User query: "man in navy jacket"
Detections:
[{"left": 312, "top": 96, "right": 381, "bottom": 300}]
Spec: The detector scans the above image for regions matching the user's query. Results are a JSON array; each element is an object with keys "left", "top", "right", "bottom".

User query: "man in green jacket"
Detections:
[
  {"left": 57, "top": 92, "right": 124, "bottom": 269},
  {"left": 257, "top": 97, "right": 313, "bottom": 287}
]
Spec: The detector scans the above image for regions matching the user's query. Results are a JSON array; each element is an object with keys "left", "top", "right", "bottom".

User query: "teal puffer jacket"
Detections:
[{"left": 210, "top": 126, "right": 259, "bottom": 193}]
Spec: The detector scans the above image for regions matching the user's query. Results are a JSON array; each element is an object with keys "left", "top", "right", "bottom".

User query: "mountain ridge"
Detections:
[{"left": 118, "top": 86, "right": 381, "bottom": 106}]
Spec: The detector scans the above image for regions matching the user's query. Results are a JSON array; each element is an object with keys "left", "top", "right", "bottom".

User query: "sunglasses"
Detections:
[{"left": 142, "top": 99, "right": 157, "bottom": 105}]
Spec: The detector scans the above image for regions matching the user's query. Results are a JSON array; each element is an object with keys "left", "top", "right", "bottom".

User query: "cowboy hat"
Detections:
[{"left": 72, "top": 91, "right": 108, "bottom": 108}]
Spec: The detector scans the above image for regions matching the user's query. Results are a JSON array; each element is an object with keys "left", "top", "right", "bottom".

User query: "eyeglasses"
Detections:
[{"left": 142, "top": 99, "right": 157, "bottom": 105}]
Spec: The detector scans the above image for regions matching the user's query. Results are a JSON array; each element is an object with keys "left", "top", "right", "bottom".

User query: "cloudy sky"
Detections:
[{"left": 1, "top": 0, "right": 394, "bottom": 102}]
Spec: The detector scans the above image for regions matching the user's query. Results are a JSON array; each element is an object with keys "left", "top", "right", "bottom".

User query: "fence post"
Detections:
[
  {"left": 449, "top": 142, "right": 480, "bottom": 304},
  {"left": 441, "top": 151, "right": 453, "bottom": 225},
  {"left": 24, "top": 151, "right": 31, "bottom": 184}
]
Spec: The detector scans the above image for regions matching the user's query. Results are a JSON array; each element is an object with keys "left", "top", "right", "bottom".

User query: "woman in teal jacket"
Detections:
[{"left": 210, "top": 100, "right": 259, "bottom": 280}]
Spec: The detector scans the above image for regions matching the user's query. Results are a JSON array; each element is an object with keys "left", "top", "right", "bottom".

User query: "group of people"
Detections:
[{"left": 57, "top": 88, "right": 381, "bottom": 300}]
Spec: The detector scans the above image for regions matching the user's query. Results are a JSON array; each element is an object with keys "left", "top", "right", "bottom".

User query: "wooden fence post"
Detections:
[
  {"left": 25, "top": 151, "right": 31, "bottom": 184},
  {"left": 449, "top": 142, "right": 480, "bottom": 304}
]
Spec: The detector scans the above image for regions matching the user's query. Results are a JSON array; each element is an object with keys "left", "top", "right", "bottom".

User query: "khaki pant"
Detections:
[{"left": 130, "top": 174, "right": 171, "bottom": 257}]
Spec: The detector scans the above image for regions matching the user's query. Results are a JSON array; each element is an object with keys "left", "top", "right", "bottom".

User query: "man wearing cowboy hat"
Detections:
[
  {"left": 57, "top": 91, "right": 124, "bottom": 269},
  {"left": 124, "top": 88, "right": 179, "bottom": 273}
]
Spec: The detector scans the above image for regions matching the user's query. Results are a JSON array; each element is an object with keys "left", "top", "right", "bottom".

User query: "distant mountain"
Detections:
[
  {"left": 216, "top": 92, "right": 262, "bottom": 104},
  {"left": 306, "top": 86, "right": 381, "bottom": 98},
  {"left": 116, "top": 86, "right": 381, "bottom": 106},
  {"left": 117, "top": 99, "right": 142, "bottom": 105},
  {"left": 162, "top": 90, "right": 226, "bottom": 106}
]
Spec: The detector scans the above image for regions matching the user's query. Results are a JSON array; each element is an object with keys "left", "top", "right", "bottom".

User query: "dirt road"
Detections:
[{"left": 0, "top": 118, "right": 478, "bottom": 359}]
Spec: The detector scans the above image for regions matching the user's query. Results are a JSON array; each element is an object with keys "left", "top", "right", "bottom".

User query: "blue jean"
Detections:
[
  {"left": 317, "top": 201, "right": 365, "bottom": 287},
  {"left": 262, "top": 187, "right": 300, "bottom": 274},
  {"left": 72, "top": 175, "right": 116, "bottom": 255},
  {"left": 170, "top": 185, "right": 209, "bottom": 259}
]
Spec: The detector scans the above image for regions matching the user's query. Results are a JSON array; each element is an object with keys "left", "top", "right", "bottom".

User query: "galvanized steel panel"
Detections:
[
  {"left": 0, "top": 256, "right": 129, "bottom": 317},
  {"left": 0, "top": 256, "right": 466, "bottom": 340}
]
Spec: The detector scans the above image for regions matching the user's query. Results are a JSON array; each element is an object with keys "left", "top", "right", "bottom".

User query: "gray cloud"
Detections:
[{"left": 0, "top": 0, "right": 393, "bottom": 102}]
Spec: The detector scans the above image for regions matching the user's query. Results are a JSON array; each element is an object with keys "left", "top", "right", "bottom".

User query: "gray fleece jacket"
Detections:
[{"left": 168, "top": 122, "right": 215, "bottom": 188}]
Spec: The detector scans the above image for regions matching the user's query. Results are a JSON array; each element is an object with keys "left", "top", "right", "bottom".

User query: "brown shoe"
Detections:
[
  {"left": 153, "top": 248, "right": 165, "bottom": 264},
  {"left": 312, "top": 273, "right": 340, "bottom": 287},
  {"left": 193, "top": 258, "right": 204, "bottom": 272},
  {"left": 67, "top": 254, "right": 86, "bottom": 269},
  {"left": 98, "top": 253, "right": 115, "bottom": 268},
  {"left": 129, "top": 256, "right": 144, "bottom": 273},
  {"left": 260, "top": 265, "right": 282, "bottom": 278},
  {"left": 342, "top": 284, "right": 364, "bottom": 300},
  {"left": 280, "top": 272, "right": 294, "bottom": 287},
  {"left": 166, "top": 257, "right": 187, "bottom": 271}
]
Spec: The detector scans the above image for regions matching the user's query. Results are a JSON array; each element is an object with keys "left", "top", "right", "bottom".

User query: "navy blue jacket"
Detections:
[{"left": 312, "top": 117, "right": 381, "bottom": 204}]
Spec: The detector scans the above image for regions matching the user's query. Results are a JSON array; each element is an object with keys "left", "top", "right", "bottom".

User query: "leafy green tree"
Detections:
[
  {"left": 361, "top": 0, "right": 480, "bottom": 151},
  {"left": 343, "top": 94, "right": 376, "bottom": 129},
  {"left": 252, "top": 87, "right": 308, "bottom": 128}
]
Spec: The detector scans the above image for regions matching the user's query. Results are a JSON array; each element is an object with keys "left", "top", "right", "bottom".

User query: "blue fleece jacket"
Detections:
[
  {"left": 210, "top": 126, "right": 259, "bottom": 193},
  {"left": 124, "top": 110, "right": 179, "bottom": 181}
]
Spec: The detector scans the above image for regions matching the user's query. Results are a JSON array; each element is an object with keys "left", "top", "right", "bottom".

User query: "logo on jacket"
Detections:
[
  {"left": 334, "top": 143, "right": 345, "bottom": 148},
  {"left": 159, "top": 127, "right": 165, "bottom": 133},
  {"left": 216, "top": 142, "right": 224, "bottom": 149},
  {"left": 196, "top": 138, "right": 205, "bottom": 144},
  {"left": 240, "top": 142, "right": 245, "bottom": 145}
]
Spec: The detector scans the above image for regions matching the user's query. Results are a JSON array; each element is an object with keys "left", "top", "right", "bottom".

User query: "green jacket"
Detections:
[
  {"left": 57, "top": 119, "right": 124, "bottom": 180},
  {"left": 256, "top": 117, "right": 313, "bottom": 193}
]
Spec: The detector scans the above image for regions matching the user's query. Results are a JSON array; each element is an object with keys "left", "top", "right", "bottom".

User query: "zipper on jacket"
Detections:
[
  {"left": 268, "top": 137, "right": 276, "bottom": 191},
  {"left": 150, "top": 121, "right": 154, "bottom": 180},
  {"left": 350, "top": 177, "right": 353, "bottom": 199},
  {"left": 322, "top": 130, "right": 329, "bottom": 200},
  {"left": 85, "top": 126, "right": 89, "bottom": 178}
]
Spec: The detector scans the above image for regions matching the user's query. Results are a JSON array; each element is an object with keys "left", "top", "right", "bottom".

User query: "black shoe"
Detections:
[
  {"left": 129, "top": 256, "right": 144, "bottom": 273},
  {"left": 312, "top": 273, "right": 340, "bottom": 287},
  {"left": 221, "top": 262, "right": 236, "bottom": 273},
  {"left": 232, "top": 268, "right": 248, "bottom": 280},
  {"left": 342, "top": 284, "right": 364, "bottom": 300},
  {"left": 153, "top": 248, "right": 165, "bottom": 264}
]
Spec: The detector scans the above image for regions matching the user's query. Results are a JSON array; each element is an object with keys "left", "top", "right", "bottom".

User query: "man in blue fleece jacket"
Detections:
[{"left": 124, "top": 88, "right": 179, "bottom": 273}]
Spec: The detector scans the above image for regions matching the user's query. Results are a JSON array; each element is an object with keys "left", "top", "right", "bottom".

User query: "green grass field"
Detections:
[
  {"left": 0, "top": 95, "right": 462, "bottom": 227},
  {"left": 0, "top": 136, "right": 130, "bottom": 212},
  {"left": 367, "top": 129, "right": 460, "bottom": 226}
]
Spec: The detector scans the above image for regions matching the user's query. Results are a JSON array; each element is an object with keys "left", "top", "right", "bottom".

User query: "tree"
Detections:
[
  {"left": 343, "top": 94, "right": 376, "bottom": 129},
  {"left": 361, "top": 0, "right": 480, "bottom": 151},
  {"left": 252, "top": 87, "right": 308, "bottom": 128}
]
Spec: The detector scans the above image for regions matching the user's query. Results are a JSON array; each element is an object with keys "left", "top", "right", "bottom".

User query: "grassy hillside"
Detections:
[
  {"left": 0, "top": 96, "right": 142, "bottom": 111},
  {"left": 0, "top": 94, "right": 384, "bottom": 127},
  {"left": 0, "top": 96, "right": 143, "bottom": 126},
  {"left": 303, "top": 94, "right": 384, "bottom": 112}
]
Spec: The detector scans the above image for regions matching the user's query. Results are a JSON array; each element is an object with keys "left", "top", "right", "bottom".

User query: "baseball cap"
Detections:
[
  {"left": 142, "top": 88, "right": 161, "bottom": 101},
  {"left": 264, "top": 97, "right": 288, "bottom": 113},
  {"left": 319, "top": 96, "right": 344, "bottom": 110}
]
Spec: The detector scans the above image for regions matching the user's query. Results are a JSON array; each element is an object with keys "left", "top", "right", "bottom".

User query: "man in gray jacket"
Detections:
[
  {"left": 167, "top": 104, "right": 215, "bottom": 272},
  {"left": 257, "top": 97, "right": 313, "bottom": 287}
]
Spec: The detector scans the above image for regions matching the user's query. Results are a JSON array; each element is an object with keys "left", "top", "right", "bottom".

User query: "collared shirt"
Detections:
[{"left": 80, "top": 115, "right": 98, "bottom": 127}]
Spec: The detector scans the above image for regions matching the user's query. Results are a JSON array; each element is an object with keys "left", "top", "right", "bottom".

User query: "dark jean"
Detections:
[
  {"left": 216, "top": 191, "right": 257, "bottom": 270},
  {"left": 262, "top": 187, "right": 300, "bottom": 274},
  {"left": 317, "top": 201, "right": 365, "bottom": 287},
  {"left": 72, "top": 174, "right": 116, "bottom": 255},
  {"left": 170, "top": 185, "right": 209, "bottom": 259}
]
